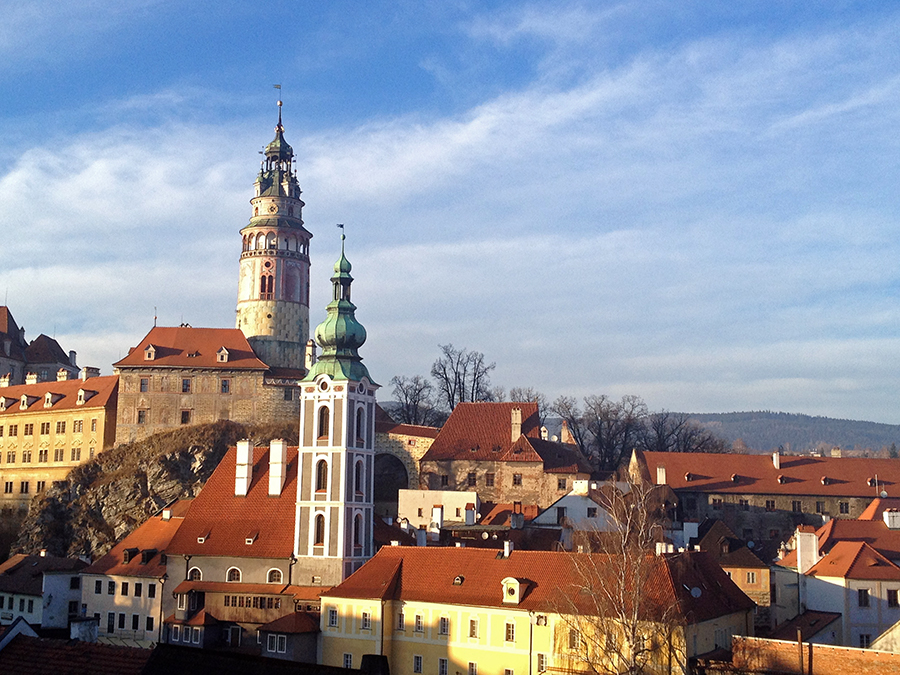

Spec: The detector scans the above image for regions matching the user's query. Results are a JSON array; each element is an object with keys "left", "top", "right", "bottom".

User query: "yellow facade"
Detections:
[{"left": 0, "top": 375, "right": 118, "bottom": 506}]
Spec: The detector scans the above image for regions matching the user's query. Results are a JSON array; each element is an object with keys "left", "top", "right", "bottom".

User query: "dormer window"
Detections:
[
  {"left": 20, "top": 394, "right": 29, "bottom": 410},
  {"left": 502, "top": 577, "right": 524, "bottom": 605},
  {"left": 122, "top": 548, "right": 139, "bottom": 563},
  {"left": 144, "top": 345, "right": 156, "bottom": 361},
  {"left": 0, "top": 397, "right": 8, "bottom": 412},
  {"left": 77, "top": 389, "right": 96, "bottom": 406},
  {"left": 217, "top": 347, "right": 229, "bottom": 363},
  {"left": 43, "top": 392, "right": 62, "bottom": 408},
  {"left": 453, "top": 576, "right": 465, "bottom": 586}
]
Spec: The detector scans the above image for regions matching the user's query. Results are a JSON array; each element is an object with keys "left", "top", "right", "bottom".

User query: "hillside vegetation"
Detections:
[{"left": 10, "top": 420, "right": 295, "bottom": 561}]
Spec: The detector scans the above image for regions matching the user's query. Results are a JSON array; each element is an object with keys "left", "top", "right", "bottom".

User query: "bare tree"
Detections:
[
  {"left": 509, "top": 387, "right": 549, "bottom": 427},
  {"left": 429, "top": 344, "right": 495, "bottom": 410},
  {"left": 638, "top": 411, "right": 728, "bottom": 454},
  {"left": 551, "top": 395, "right": 592, "bottom": 455},
  {"left": 390, "top": 375, "right": 444, "bottom": 426}
]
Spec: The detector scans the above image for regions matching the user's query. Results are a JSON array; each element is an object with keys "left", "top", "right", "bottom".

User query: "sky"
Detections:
[{"left": 2, "top": 1, "right": 900, "bottom": 424}]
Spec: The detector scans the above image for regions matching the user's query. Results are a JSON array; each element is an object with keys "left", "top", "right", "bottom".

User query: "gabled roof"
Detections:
[
  {"left": 323, "top": 546, "right": 754, "bottom": 624},
  {"left": 0, "top": 634, "right": 152, "bottom": 675},
  {"left": 83, "top": 501, "right": 190, "bottom": 578},
  {"left": 113, "top": 326, "right": 268, "bottom": 370},
  {"left": 860, "top": 497, "right": 900, "bottom": 521},
  {"left": 0, "top": 375, "right": 118, "bottom": 416},
  {"left": 373, "top": 404, "right": 439, "bottom": 438},
  {"left": 23, "top": 334, "right": 72, "bottom": 367},
  {"left": 259, "top": 611, "right": 320, "bottom": 634},
  {"left": 0, "top": 554, "right": 87, "bottom": 596},
  {"left": 807, "top": 540, "right": 900, "bottom": 580},
  {"left": 695, "top": 519, "right": 768, "bottom": 569},
  {"left": 0, "top": 307, "right": 26, "bottom": 361},
  {"left": 641, "top": 450, "right": 900, "bottom": 498},
  {"left": 770, "top": 610, "right": 842, "bottom": 642},
  {"left": 167, "top": 446, "right": 297, "bottom": 559}
]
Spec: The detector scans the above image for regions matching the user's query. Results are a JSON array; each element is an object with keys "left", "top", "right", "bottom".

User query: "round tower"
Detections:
[{"left": 236, "top": 101, "right": 313, "bottom": 371}]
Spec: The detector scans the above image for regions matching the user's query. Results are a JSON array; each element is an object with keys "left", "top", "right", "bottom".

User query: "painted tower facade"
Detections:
[
  {"left": 294, "top": 236, "right": 378, "bottom": 585},
  {"left": 236, "top": 102, "right": 312, "bottom": 372}
]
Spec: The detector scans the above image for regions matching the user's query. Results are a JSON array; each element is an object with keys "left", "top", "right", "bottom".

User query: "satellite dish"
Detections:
[
  {"left": 882, "top": 490, "right": 889, "bottom": 499},
  {"left": 691, "top": 587, "right": 702, "bottom": 598},
  {"left": 481, "top": 532, "right": 489, "bottom": 540},
  {"left": 747, "top": 541, "right": 755, "bottom": 549}
]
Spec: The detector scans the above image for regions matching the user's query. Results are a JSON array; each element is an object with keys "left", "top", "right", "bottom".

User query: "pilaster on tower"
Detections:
[
  {"left": 294, "top": 234, "right": 379, "bottom": 585},
  {"left": 235, "top": 101, "right": 312, "bottom": 372}
]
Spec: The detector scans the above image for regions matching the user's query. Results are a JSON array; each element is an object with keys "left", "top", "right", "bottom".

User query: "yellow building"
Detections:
[
  {"left": 0, "top": 373, "right": 118, "bottom": 507},
  {"left": 319, "top": 546, "right": 755, "bottom": 675}
]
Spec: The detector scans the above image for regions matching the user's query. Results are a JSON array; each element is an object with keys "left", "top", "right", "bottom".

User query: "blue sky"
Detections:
[{"left": 3, "top": 1, "right": 900, "bottom": 424}]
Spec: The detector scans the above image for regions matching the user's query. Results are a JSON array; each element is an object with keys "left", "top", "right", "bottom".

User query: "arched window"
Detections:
[
  {"left": 317, "top": 406, "right": 330, "bottom": 440},
  {"left": 316, "top": 459, "right": 328, "bottom": 492},
  {"left": 260, "top": 274, "right": 273, "bottom": 299},
  {"left": 355, "top": 407, "right": 365, "bottom": 447},
  {"left": 314, "top": 514, "right": 325, "bottom": 546},
  {"left": 226, "top": 567, "right": 242, "bottom": 582},
  {"left": 188, "top": 567, "right": 202, "bottom": 581},
  {"left": 267, "top": 569, "right": 283, "bottom": 584},
  {"left": 256, "top": 233, "right": 265, "bottom": 250},
  {"left": 267, "top": 233, "right": 277, "bottom": 249},
  {"left": 354, "top": 460, "right": 364, "bottom": 495},
  {"left": 353, "top": 513, "right": 363, "bottom": 548}
]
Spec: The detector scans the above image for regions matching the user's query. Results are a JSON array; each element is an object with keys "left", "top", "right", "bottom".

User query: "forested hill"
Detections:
[{"left": 687, "top": 411, "right": 900, "bottom": 454}]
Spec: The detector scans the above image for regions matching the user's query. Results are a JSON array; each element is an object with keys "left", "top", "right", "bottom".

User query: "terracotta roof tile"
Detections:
[
  {"left": 643, "top": 450, "right": 900, "bottom": 498},
  {"left": 770, "top": 610, "right": 842, "bottom": 641},
  {"left": 808, "top": 540, "right": 900, "bottom": 580},
  {"left": 114, "top": 326, "right": 268, "bottom": 370},
  {"left": 421, "top": 402, "right": 541, "bottom": 462},
  {"left": 258, "top": 611, "right": 320, "bottom": 634},
  {"left": 167, "top": 446, "right": 298, "bottom": 559},
  {"left": 0, "top": 554, "right": 87, "bottom": 596},
  {"left": 0, "top": 634, "right": 151, "bottom": 675},
  {"left": 0, "top": 375, "right": 118, "bottom": 416},
  {"left": 859, "top": 497, "right": 900, "bottom": 520}
]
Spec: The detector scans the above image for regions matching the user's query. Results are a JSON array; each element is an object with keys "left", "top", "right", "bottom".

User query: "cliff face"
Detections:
[{"left": 13, "top": 420, "right": 295, "bottom": 559}]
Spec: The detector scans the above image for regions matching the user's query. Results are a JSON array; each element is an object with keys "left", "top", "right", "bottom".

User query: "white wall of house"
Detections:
[
  {"left": 398, "top": 489, "right": 480, "bottom": 530},
  {"left": 0, "top": 592, "right": 41, "bottom": 627},
  {"left": 81, "top": 574, "right": 165, "bottom": 645},
  {"left": 42, "top": 571, "right": 83, "bottom": 629}
]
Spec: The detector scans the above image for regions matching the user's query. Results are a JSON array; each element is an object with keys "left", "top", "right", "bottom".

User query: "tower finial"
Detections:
[
  {"left": 337, "top": 223, "right": 345, "bottom": 252},
  {"left": 274, "top": 84, "right": 283, "bottom": 128}
]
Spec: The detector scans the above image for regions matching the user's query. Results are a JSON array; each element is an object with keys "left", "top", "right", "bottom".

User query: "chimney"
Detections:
[
  {"left": 25, "top": 372, "right": 37, "bottom": 385},
  {"left": 56, "top": 368, "right": 69, "bottom": 382},
  {"left": 884, "top": 509, "right": 900, "bottom": 530},
  {"left": 268, "top": 439, "right": 287, "bottom": 496},
  {"left": 830, "top": 447, "right": 842, "bottom": 458},
  {"left": 0, "top": 373, "right": 10, "bottom": 388},
  {"left": 80, "top": 367, "right": 100, "bottom": 381},
  {"left": 796, "top": 530, "right": 820, "bottom": 574},
  {"left": 656, "top": 465, "right": 667, "bottom": 485},
  {"left": 511, "top": 407, "right": 522, "bottom": 442},
  {"left": 69, "top": 350, "right": 77, "bottom": 367},
  {"left": 540, "top": 426, "right": 548, "bottom": 441},
  {"left": 502, "top": 540, "right": 514, "bottom": 558},
  {"left": 235, "top": 440, "right": 255, "bottom": 496},
  {"left": 161, "top": 508, "right": 172, "bottom": 521},
  {"left": 560, "top": 419, "right": 574, "bottom": 445},
  {"left": 431, "top": 505, "right": 443, "bottom": 530},
  {"left": 305, "top": 339, "right": 318, "bottom": 371},
  {"left": 772, "top": 451, "right": 781, "bottom": 470},
  {"left": 39, "top": 549, "right": 47, "bottom": 557},
  {"left": 465, "top": 503, "right": 476, "bottom": 526}
]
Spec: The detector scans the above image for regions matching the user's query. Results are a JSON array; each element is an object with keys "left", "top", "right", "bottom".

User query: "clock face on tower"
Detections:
[{"left": 268, "top": 204, "right": 279, "bottom": 213}]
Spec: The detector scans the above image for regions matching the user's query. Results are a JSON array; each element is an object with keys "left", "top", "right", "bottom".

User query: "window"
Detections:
[
  {"left": 314, "top": 514, "right": 326, "bottom": 546},
  {"left": 556, "top": 507, "right": 567, "bottom": 525},
  {"left": 467, "top": 472, "right": 476, "bottom": 487},
  {"left": 316, "top": 460, "right": 328, "bottom": 491},
  {"left": 343, "top": 654, "right": 353, "bottom": 669},
  {"left": 558, "top": 478, "right": 567, "bottom": 490},
  {"left": 227, "top": 567, "right": 242, "bottom": 582},
  {"left": 177, "top": 594, "right": 186, "bottom": 610},
  {"left": 439, "top": 658, "right": 449, "bottom": 675},
  {"left": 860, "top": 633, "right": 871, "bottom": 648},
  {"left": 468, "top": 663, "right": 477, "bottom": 675},
  {"left": 40, "top": 422, "right": 50, "bottom": 435},
  {"left": 118, "top": 613, "right": 126, "bottom": 629},
  {"left": 188, "top": 567, "right": 202, "bottom": 581},
  {"left": 73, "top": 420, "right": 83, "bottom": 433},
  {"left": 840, "top": 502, "right": 850, "bottom": 514},
  {"left": 512, "top": 473, "right": 522, "bottom": 486},
  {"left": 134, "top": 583, "right": 142, "bottom": 597},
  {"left": 746, "top": 572, "right": 757, "bottom": 584},
  {"left": 91, "top": 419, "right": 97, "bottom": 432},
  {"left": 192, "top": 627, "right": 200, "bottom": 644},
  {"left": 267, "top": 634, "right": 277, "bottom": 652},
  {"left": 792, "top": 500, "right": 802, "bottom": 513},
  {"left": 146, "top": 617, "right": 154, "bottom": 632},
  {"left": 267, "top": 569, "right": 282, "bottom": 584},
  {"left": 415, "top": 614, "right": 424, "bottom": 632},
  {"left": 121, "top": 582, "right": 129, "bottom": 596},
  {"left": 5, "top": 452, "right": 13, "bottom": 464},
  {"left": 739, "top": 499, "right": 749, "bottom": 511},
  {"left": 413, "top": 655, "right": 423, "bottom": 674},
  {"left": 71, "top": 447, "right": 82, "bottom": 462},
  {"left": 362, "top": 612, "right": 372, "bottom": 630},
  {"left": 537, "top": 654, "right": 548, "bottom": 672},
  {"left": 107, "top": 613, "right": 115, "bottom": 634},
  {"left": 816, "top": 501, "right": 825, "bottom": 514},
  {"left": 180, "top": 410, "right": 191, "bottom": 425},
  {"left": 54, "top": 448, "right": 64, "bottom": 462},
  {"left": 328, "top": 608, "right": 338, "bottom": 627},
  {"left": 397, "top": 612, "right": 405, "bottom": 630},
  {"left": 181, "top": 378, "right": 191, "bottom": 393},
  {"left": 889, "top": 589, "right": 899, "bottom": 608},
  {"left": 3, "top": 482, "right": 11, "bottom": 494},
  {"left": 568, "top": 628, "right": 580, "bottom": 650},
  {"left": 24, "top": 423, "right": 33, "bottom": 436},
  {"left": 439, "top": 616, "right": 450, "bottom": 635},
  {"left": 505, "top": 622, "right": 515, "bottom": 643},
  {"left": 440, "top": 474, "right": 449, "bottom": 487},
  {"left": 137, "top": 410, "right": 147, "bottom": 424},
  {"left": 469, "top": 617, "right": 478, "bottom": 638},
  {"left": 95, "top": 580, "right": 102, "bottom": 594},
  {"left": 132, "top": 614, "right": 140, "bottom": 630},
  {"left": 68, "top": 600, "right": 79, "bottom": 615},
  {"left": 56, "top": 421, "right": 66, "bottom": 434},
  {"left": 859, "top": 588, "right": 871, "bottom": 608},
  {"left": 36, "top": 481, "right": 45, "bottom": 492},
  {"left": 22, "top": 449, "right": 31, "bottom": 463},
  {"left": 283, "top": 387, "right": 292, "bottom": 401},
  {"left": 586, "top": 507, "right": 597, "bottom": 518},
  {"left": 765, "top": 500, "right": 776, "bottom": 512},
  {"left": 108, "top": 581, "right": 115, "bottom": 595},
  {"left": 148, "top": 584, "right": 156, "bottom": 599},
  {"left": 505, "top": 670, "right": 514, "bottom": 675},
  {"left": 8, "top": 424, "right": 16, "bottom": 436},
  {"left": 19, "top": 481, "right": 29, "bottom": 494},
  {"left": 485, "top": 473, "right": 495, "bottom": 487},
  {"left": 317, "top": 406, "right": 330, "bottom": 439},
  {"left": 140, "top": 378, "right": 149, "bottom": 392},
  {"left": 221, "top": 379, "right": 230, "bottom": 394},
  {"left": 711, "top": 497, "right": 722, "bottom": 509}
]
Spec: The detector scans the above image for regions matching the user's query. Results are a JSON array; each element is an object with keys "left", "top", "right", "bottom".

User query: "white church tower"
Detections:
[{"left": 293, "top": 233, "right": 378, "bottom": 585}]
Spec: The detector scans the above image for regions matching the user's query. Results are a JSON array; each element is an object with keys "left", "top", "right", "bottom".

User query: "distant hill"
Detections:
[{"left": 686, "top": 411, "right": 900, "bottom": 455}]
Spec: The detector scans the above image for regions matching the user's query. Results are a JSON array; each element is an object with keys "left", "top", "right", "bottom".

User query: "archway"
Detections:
[{"left": 373, "top": 453, "right": 409, "bottom": 519}]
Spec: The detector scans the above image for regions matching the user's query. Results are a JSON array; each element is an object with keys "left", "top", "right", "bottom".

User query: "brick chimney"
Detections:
[
  {"left": 235, "top": 440, "right": 254, "bottom": 496},
  {"left": 268, "top": 439, "right": 287, "bottom": 496},
  {"left": 511, "top": 407, "right": 522, "bottom": 442}
]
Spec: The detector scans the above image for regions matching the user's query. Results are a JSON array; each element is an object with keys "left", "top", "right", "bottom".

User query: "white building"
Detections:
[{"left": 0, "top": 553, "right": 86, "bottom": 629}]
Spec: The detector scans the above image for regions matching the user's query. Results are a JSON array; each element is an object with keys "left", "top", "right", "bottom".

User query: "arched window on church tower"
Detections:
[
  {"left": 316, "top": 459, "right": 328, "bottom": 492},
  {"left": 353, "top": 513, "right": 363, "bottom": 549},
  {"left": 314, "top": 514, "right": 325, "bottom": 546},
  {"left": 354, "top": 460, "right": 364, "bottom": 496},
  {"left": 317, "top": 406, "right": 329, "bottom": 440},
  {"left": 260, "top": 274, "right": 273, "bottom": 299},
  {"left": 355, "top": 407, "right": 365, "bottom": 448}
]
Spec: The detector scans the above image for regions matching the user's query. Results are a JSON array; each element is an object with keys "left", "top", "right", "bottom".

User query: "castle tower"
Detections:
[
  {"left": 235, "top": 101, "right": 312, "bottom": 371},
  {"left": 294, "top": 234, "right": 378, "bottom": 585}
]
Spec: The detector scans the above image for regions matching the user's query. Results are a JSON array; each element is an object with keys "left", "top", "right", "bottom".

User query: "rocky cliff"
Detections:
[{"left": 12, "top": 420, "right": 295, "bottom": 559}]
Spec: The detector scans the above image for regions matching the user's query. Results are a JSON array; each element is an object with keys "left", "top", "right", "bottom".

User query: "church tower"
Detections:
[
  {"left": 236, "top": 101, "right": 312, "bottom": 371},
  {"left": 294, "top": 234, "right": 378, "bottom": 585}
]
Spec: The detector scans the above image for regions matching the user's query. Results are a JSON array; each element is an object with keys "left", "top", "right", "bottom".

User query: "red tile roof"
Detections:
[
  {"left": 770, "top": 610, "right": 842, "bottom": 642},
  {"left": 113, "top": 326, "right": 268, "bottom": 370},
  {"left": 642, "top": 450, "right": 900, "bottom": 498},
  {"left": 780, "top": 517, "right": 900, "bottom": 569},
  {"left": 259, "top": 611, "right": 320, "bottom": 634},
  {"left": 478, "top": 502, "right": 540, "bottom": 525},
  {"left": 0, "top": 554, "right": 87, "bottom": 596},
  {"left": 24, "top": 334, "right": 73, "bottom": 366},
  {"left": 167, "top": 446, "right": 298, "bottom": 559},
  {"left": 0, "top": 375, "right": 118, "bottom": 416},
  {"left": 323, "top": 546, "right": 754, "bottom": 624},
  {"left": 806, "top": 540, "right": 900, "bottom": 580},
  {"left": 83, "top": 501, "right": 190, "bottom": 578},
  {"left": 859, "top": 497, "right": 900, "bottom": 520},
  {"left": 0, "top": 634, "right": 151, "bottom": 675}
]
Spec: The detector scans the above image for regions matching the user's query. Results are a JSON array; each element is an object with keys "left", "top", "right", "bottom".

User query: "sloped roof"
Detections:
[
  {"left": 770, "top": 610, "right": 842, "bottom": 642},
  {"left": 0, "top": 307, "right": 26, "bottom": 361},
  {"left": 24, "top": 334, "right": 72, "bottom": 366},
  {"left": 374, "top": 403, "right": 440, "bottom": 438},
  {"left": 807, "top": 540, "right": 900, "bottom": 580},
  {"left": 167, "top": 446, "right": 298, "bottom": 559},
  {"left": 642, "top": 450, "right": 900, "bottom": 498},
  {"left": 323, "top": 547, "right": 754, "bottom": 624},
  {"left": 171, "top": 581, "right": 322, "bottom": 599},
  {"left": 479, "top": 502, "right": 540, "bottom": 525},
  {"left": 0, "top": 375, "right": 118, "bottom": 416},
  {"left": 421, "top": 402, "right": 541, "bottom": 461},
  {"left": 83, "top": 501, "right": 190, "bottom": 578},
  {"left": 860, "top": 497, "right": 900, "bottom": 521},
  {"left": 113, "top": 326, "right": 268, "bottom": 370},
  {"left": 696, "top": 519, "right": 768, "bottom": 569},
  {"left": 0, "top": 634, "right": 151, "bottom": 675},
  {"left": 528, "top": 437, "right": 593, "bottom": 474},
  {"left": 780, "top": 517, "right": 900, "bottom": 569},
  {"left": 0, "top": 554, "right": 87, "bottom": 596},
  {"left": 259, "top": 611, "right": 320, "bottom": 634}
]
